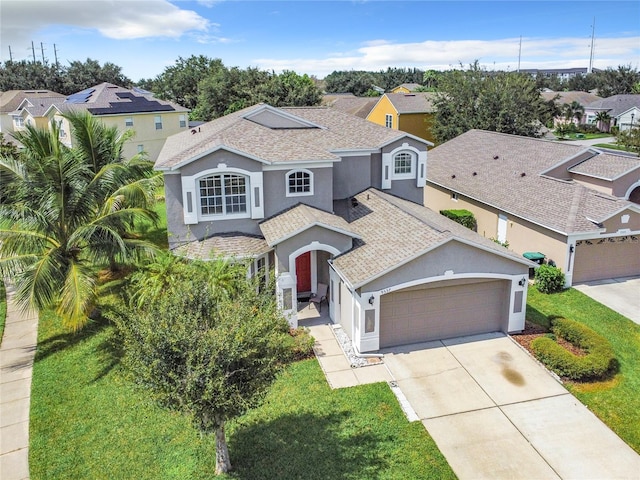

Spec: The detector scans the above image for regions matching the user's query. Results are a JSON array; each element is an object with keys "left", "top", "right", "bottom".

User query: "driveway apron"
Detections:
[{"left": 383, "top": 332, "right": 640, "bottom": 480}]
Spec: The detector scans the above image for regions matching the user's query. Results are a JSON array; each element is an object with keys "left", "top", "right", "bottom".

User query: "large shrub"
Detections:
[
  {"left": 534, "top": 264, "right": 565, "bottom": 293},
  {"left": 531, "top": 317, "right": 616, "bottom": 380},
  {"left": 439, "top": 209, "right": 477, "bottom": 231}
]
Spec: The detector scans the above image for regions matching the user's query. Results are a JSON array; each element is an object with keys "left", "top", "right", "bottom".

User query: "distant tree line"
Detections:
[
  {"left": 323, "top": 67, "right": 426, "bottom": 96},
  {"left": 0, "top": 58, "right": 132, "bottom": 95},
  {"left": 137, "top": 55, "right": 322, "bottom": 121}
]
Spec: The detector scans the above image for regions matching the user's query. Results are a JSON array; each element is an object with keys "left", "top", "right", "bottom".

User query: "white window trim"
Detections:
[
  {"left": 154, "top": 115, "right": 162, "bottom": 130},
  {"left": 125, "top": 117, "right": 134, "bottom": 127},
  {"left": 179, "top": 114, "right": 186, "bottom": 128},
  {"left": 181, "top": 166, "right": 264, "bottom": 225},
  {"left": 392, "top": 151, "right": 415, "bottom": 180},
  {"left": 285, "top": 168, "right": 314, "bottom": 197},
  {"left": 385, "top": 114, "right": 393, "bottom": 128}
]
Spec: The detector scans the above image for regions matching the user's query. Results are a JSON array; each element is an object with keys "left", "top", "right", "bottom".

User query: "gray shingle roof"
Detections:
[
  {"left": 540, "top": 91, "right": 602, "bottom": 106},
  {"left": 57, "top": 83, "right": 188, "bottom": 116},
  {"left": 0, "top": 90, "right": 64, "bottom": 113},
  {"left": 385, "top": 92, "right": 437, "bottom": 114},
  {"left": 585, "top": 94, "right": 640, "bottom": 116},
  {"left": 322, "top": 94, "right": 378, "bottom": 118},
  {"left": 330, "top": 189, "right": 530, "bottom": 288},
  {"left": 260, "top": 203, "right": 359, "bottom": 246},
  {"left": 173, "top": 233, "right": 270, "bottom": 260},
  {"left": 568, "top": 153, "right": 640, "bottom": 180},
  {"left": 155, "top": 104, "right": 412, "bottom": 170},
  {"left": 427, "top": 130, "right": 637, "bottom": 234}
]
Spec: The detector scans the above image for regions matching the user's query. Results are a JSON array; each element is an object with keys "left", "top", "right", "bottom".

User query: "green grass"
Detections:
[
  {"left": 591, "top": 142, "right": 637, "bottom": 153},
  {"left": 30, "top": 311, "right": 454, "bottom": 479},
  {"left": 526, "top": 288, "right": 640, "bottom": 453},
  {"left": 567, "top": 132, "right": 611, "bottom": 140},
  {"left": 136, "top": 201, "right": 169, "bottom": 249}
]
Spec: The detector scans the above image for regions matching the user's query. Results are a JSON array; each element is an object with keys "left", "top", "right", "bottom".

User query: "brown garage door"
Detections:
[
  {"left": 379, "top": 279, "right": 508, "bottom": 348},
  {"left": 573, "top": 237, "right": 640, "bottom": 283}
]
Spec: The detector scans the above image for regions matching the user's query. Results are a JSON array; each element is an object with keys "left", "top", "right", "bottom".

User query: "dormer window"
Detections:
[
  {"left": 286, "top": 169, "right": 313, "bottom": 197},
  {"left": 392, "top": 151, "right": 416, "bottom": 179}
]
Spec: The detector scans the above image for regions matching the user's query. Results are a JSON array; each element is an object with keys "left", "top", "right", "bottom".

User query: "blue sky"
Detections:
[{"left": 2, "top": 0, "right": 639, "bottom": 81}]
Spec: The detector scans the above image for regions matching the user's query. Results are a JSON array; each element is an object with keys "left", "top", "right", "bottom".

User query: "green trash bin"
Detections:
[{"left": 523, "top": 252, "right": 545, "bottom": 278}]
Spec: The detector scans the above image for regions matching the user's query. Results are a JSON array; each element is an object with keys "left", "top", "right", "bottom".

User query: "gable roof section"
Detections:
[
  {"left": 0, "top": 90, "right": 64, "bottom": 113},
  {"left": 385, "top": 92, "right": 437, "bottom": 114},
  {"left": 155, "top": 104, "right": 419, "bottom": 170},
  {"left": 585, "top": 94, "right": 640, "bottom": 117},
  {"left": 330, "top": 189, "right": 530, "bottom": 289},
  {"left": 540, "top": 91, "right": 602, "bottom": 106},
  {"left": 427, "top": 130, "right": 638, "bottom": 235},
  {"left": 322, "top": 94, "right": 378, "bottom": 118},
  {"left": 259, "top": 203, "right": 360, "bottom": 246}
]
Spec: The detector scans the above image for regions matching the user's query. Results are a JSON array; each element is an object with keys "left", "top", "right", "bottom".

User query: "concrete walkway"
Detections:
[
  {"left": 573, "top": 276, "right": 640, "bottom": 325},
  {"left": 0, "top": 284, "right": 38, "bottom": 480}
]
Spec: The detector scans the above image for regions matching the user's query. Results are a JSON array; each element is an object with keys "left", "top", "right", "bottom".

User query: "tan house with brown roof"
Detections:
[
  {"left": 367, "top": 92, "right": 437, "bottom": 143},
  {"left": 425, "top": 130, "right": 640, "bottom": 286},
  {"left": 0, "top": 89, "right": 66, "bottom": 146},
  {"left": 156, "top": 104, "right": 532, "bottom": 352}
]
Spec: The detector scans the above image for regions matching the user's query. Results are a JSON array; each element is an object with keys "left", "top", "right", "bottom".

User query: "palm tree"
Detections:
[
  {"left": 0, "top": 111, "right": 161, "bottom": 330},
  {"left": 563, "top": 101, "right": 585, "bottom": 125},
  {"left": 594, "top": 111, "right": 612, "bottom": 132}
]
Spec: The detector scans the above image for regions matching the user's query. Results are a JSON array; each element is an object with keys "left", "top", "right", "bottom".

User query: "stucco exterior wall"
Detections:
[
  {"left": 95, "top": 111, "right": 188, "bottom": 161},
  {"left": 362, "top": 240, "right": 528, "bottom": 292},
  {"left": 366, "top": 95, "right": 396, "bottom": 129},
  {"left": 333, "top": 155, "right": 373, "bottom": 199},
  {"left": 425, "top": 183, "right": 568, "bottom": 268},
  {"left": 571, "top": 175, "right": 613, "bottom": 195},
  {"left": 180, "top": 150, "right": 263, "bottom": 177},
  {"left": 263, "top": 167, "right": 333, "bottom": 216},
  {"left": 601, "top": 208, "right": 640, "bottom": 232},
  {"left": 398, "top": 112, "right": 436, "bottom": 144}
]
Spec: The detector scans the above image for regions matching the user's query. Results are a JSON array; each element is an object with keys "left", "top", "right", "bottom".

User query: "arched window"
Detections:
[
  {"left": 286, "top": 169, "right": 313, "bottom": 197},
  {"left": 199, "top": 173, "right": 247, "bottom": 216},
  {"left": 393, "top": 151, "right": 415, "bottom": 179}
]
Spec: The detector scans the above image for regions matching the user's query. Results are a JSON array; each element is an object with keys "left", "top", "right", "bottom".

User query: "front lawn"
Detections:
[
  {"left": 526, "top": 288, "right": 640, "bottom": 453},
  {"left": 30, "top": 311, "right": 454, "bottom": 479}
]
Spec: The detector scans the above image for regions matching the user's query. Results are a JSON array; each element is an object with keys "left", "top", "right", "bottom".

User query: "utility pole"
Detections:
[
  {"left": 40, "top": 42, "right": 46, "bottom": 63},
  {"left": 517, "top": 35, "right": 522, "bottom": 73},
  {"left": 8, "top": 45, "right": 13, "bottom": 61},
  {"left": 31, "top": 41, "right": 36, "bottom": 63},
  {"left": 588, "top": 18, "right": 595, "bottom": 74},
  {"left": 54, "top": 44, "right": 59, "bottom": 70}
]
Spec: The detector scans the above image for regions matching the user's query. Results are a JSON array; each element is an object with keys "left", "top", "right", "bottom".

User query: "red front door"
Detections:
[{"left": 295, "top": 252, "right": 311, "bottom": 292}]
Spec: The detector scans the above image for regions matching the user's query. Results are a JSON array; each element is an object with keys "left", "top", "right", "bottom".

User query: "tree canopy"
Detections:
[
  {"left": 0, "top": 58, "right": 132, "bottom": 95},
  {"left": 433, "top": 62, "right": 548, "bottom": 143},
  {"left": 0, "top": 111, "right": 160, "bottom": 330},
  {"left": 110, "top": 254, "right": 295, "bottom": 474}
]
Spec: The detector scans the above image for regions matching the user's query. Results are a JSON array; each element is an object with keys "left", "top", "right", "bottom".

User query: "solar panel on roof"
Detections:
[
  {"left": 132, "top": 87, "right": 153, "bottom": 96},
  {"left": 66, "top": 88, "right": 95, "bottom": 104}
]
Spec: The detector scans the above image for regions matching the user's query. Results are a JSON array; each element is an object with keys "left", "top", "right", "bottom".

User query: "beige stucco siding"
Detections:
[
  {"left": 425, "top": 183, "right": 568, "bottom": 267},
  {"left": 601, "top": 208, "right": 640, "bottom": 233}
]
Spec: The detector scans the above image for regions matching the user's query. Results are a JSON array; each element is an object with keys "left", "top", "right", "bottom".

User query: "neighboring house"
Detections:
[
  {"left": 367, "top": 92, "right": 437, "bottom": 144},
  {"left": 321, "top": 93, "right": 378, "bottom": 119},
  {"left": 584, "top": 94, "right": 640, "bottom": 132},
  {"left": 540, "top": 91, "right": 602, "bottom": 126},
  {"left": 425, "top": 130, "right": 640, "bottom": 286},
  {"left": 9, "top": 83, "right": 189, "bottom": 161},
  {"left": 155, "top": 104, "right": 532, "bottom": 352},
  {"left": 0, "top": 89, "right": 65, "bottom": 147},
  {"left": 391, "top": 83, "right": 422, "bottom": 93}
]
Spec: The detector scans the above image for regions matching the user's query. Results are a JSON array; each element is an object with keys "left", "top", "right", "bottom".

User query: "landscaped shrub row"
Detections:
[
  {"left": 531, "top": 317, "right": 616, "bottom": 381},
  {"left": 439, "top": 209, "right": 477, "bottom": 231}
]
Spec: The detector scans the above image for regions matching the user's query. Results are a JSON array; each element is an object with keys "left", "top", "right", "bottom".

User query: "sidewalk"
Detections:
[{"left": 0, "top": 284, "right": 39, "bottom": 480}]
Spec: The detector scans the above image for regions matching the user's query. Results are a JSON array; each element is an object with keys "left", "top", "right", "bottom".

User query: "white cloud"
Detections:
[
  {"left": 254, "top": 36, "right": 640, "bottom": 77},
  {"left": 1, "top": 0, "right": 209, "bottom": 48}
]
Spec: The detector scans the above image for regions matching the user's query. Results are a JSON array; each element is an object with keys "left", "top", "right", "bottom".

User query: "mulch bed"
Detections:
[{"left": 511, "top": 321, "right": 586, "bottom": 357}]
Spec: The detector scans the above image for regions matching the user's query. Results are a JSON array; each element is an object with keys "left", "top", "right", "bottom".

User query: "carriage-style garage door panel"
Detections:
[
  {"left": 573, "top": 238, "right": 640, "bottom": 283},
  {"left": 380, "top": 280, "right": 508, "bottom": 348}
]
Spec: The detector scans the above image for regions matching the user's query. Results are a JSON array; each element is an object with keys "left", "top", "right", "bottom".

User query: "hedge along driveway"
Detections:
[{"left": 526, "top": 288, "right": 640, "bottom": 453}]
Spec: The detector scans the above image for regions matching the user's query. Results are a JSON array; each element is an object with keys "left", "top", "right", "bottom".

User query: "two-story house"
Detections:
[
  {"left": 367, "top": 92, "right": 437, "bottom": 144},
  {"left": 0, "top": 89, "right": 66, "bottom": 146},
  {"left": 9, "top": 83, "right": 189, "bottom": 161},
  {"left": 156, "top": 104, "right": 532, "bottom": 353}
]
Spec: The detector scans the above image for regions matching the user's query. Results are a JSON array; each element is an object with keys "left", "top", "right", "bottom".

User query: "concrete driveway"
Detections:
[
  {"left": 383, "top": 332, "right": 640, "bottom": 479},
  {"left": 573, "top": 276, "right": 640, "bottom": 325}
]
